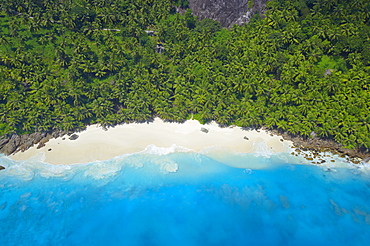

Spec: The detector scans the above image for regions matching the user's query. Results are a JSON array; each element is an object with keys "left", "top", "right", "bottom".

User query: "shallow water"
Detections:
[{"left": 1, "top": 150, "right": 370, "bottom": 246}]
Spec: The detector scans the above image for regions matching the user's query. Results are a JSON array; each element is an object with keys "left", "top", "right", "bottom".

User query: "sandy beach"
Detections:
[{"left": 10, "top": 118, "right": 293, "bottom": 165}]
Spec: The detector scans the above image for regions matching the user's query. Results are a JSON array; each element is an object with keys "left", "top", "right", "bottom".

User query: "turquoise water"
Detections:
[{"left": 1, "top": 150, "right": 370, "bottom": 246}]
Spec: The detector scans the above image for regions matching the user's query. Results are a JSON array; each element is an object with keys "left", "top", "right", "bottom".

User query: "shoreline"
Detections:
[
  {"left": 0, "top": 118, "right": 368, "bottom": 166},
  {"left": 8, "top": 118, "right": 292, "bottom": 165}
]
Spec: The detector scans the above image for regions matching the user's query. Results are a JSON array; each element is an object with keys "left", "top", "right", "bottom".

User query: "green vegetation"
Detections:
[{"left": 0, "top": 0, "right": 369, "bottom": 151}]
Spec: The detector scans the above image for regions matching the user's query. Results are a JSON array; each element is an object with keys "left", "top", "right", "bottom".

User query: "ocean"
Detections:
[{"left": 1, "top": 147, "right": 370, "bottom": 246}]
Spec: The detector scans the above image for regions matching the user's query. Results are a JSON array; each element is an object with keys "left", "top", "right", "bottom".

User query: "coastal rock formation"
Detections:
[
  {"left": 362, "top": 157, "right": 370, "bottom": 165},
  {"left": 69, "top": 134, "right": 79, "bottom": 140},
  {"left": 0, "top": 135, "right": 18, "bottom": 155},
  {"left": 187, "top": 0, "right": 270, "bottom": 27},
  {"left": 0, "top": 130, "right": 69, "bottom": 156},
  {"left": 0, "top": 165, "right": 5, "bottom": 170},
  {"left": 201, "top": 127, "right": 209, "bottom": 133},
  {"left": 37, "top": 133, "right": 53, "bottom": 149},
  {"left": 271, "top": 129, "right": 370, "bottom": 163}
]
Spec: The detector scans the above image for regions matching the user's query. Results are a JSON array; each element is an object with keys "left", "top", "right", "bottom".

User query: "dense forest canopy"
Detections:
[{"left": 0, "top": 0, "right": 369, "bottom": 151}]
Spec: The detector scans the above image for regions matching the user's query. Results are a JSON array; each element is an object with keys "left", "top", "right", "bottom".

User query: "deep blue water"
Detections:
[{"left": 1, "top": 151, "right": 370, "bottom": 246}]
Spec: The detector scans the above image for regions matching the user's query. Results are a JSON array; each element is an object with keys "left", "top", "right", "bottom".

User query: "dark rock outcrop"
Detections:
[
  {"left": 18, "top": 132, "right": 47, "bottom": 152},
  {"left": 1, "top": 135, "right": 18, "bottom": 155},
  {"left": 37, "top": 133, "right": 53, "bottom": 149},
  {"left": 362, "top": 157, "right": 370, "bottom": 165},
  {"left": 0, "top": 165, "right": 5, "bottom": 170},
  {"left": 51, "top": 130, "right": 68, "bottom": 138},
  {"left": 69, "top": 134, "right": 79, "bottom": 140},
  {"left": 201, "top": 127, "right": 209, "bottom": 133},
  {"left": 0, "top": 137, "right": 9, "bottom": 147},
  {"left": 269, "top": 129, "right": 370, "bottom": 164},
  {"left": 187, "top": 0, "right": 270, "bottom": 27},
  {"left": 0, "top": 130, "right": 69, "bottom": 156}
]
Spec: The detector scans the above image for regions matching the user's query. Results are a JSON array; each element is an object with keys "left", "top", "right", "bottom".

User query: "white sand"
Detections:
[{"left": 10, "top": 118, "right": 293, "bottom": 165}]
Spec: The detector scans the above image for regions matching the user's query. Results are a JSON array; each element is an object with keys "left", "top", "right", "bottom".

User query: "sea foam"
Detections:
[
  {"left": 252, "top": 141, "right": 275, "bottom": 157},
  {"left": 141, "top": 144, "right": 193, "bottom": 155}
]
